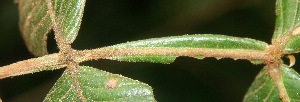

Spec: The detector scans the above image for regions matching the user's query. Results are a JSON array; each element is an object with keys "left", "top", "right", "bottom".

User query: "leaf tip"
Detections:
[{"left": 286, "top": 55, "right": 296, "bottom": 67}]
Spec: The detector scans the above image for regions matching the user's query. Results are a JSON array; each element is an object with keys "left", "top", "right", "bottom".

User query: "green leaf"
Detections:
[
  {"left": 47, "top": 0, "right": 86, "bottom": 44},
  {"left": 112, "top": 34, "right": 268, "bottom": 50},
  {"left": 272, "top": 0, "right": 300, "bottom": 53},
  {"left": 285, "top": 36, "right": 300, "bottom": 53},
  {"left": 109, "top": 34, "right": 268, "bottom": 64},
  {"left": 272, "top": 0, "right": 300, "bottom": 40},
  {"left": 17, "top": 0, "right": 52, "bottom": 56},
  {"left": 44, "top": 66, "right": 156, "bottom": 102},
  {"left": 16, "top": 0, "right": 85, "bottom": 56},
  {"left": 243, "top": 65, "right": 300, "bottom": 102},
  {"left": 249, "top": 60, "right": 265, "bottom": 65},
  {"left": 116, "top": 55, "right": 176, "bottom": 64}
]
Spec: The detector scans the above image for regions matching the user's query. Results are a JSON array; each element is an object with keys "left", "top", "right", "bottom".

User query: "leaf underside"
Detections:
[
  {"left": 17, "top": 0, "right": 85, "bottom": 56},
  {"left": 273, "top": 0, "right": 300, "bottom": 53},
  {"left": 109, "top": 34, "right": 268, "bottom": 64},
  {"left": 17, "top": 0, "right": 52, "bottom": 56},
  {"left": 44, "top": 66, "right": 156, "bottom": 102},
  {"left": 243, "top": 65, "right": 300, "bottom": 102}
]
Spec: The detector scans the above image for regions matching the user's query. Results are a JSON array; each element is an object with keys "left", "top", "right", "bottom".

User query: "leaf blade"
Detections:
[
  {"left": 272, "top": 0, "right": 300, "bottom": 54},
  {"left": 109, "top": 34, "right": 268, "bottom": 64},
  {"left": 17, "top": 0, "right": 86, "bottom": 56},
  {"left": 284, "top": 36, "right": 300, "bottom": 53},
  {"left": 17, "top": 0, "right": 52, "bottom": 56},
  {"left": 243, "top": 65, "right": 300, "bottom": 102},
  {"left": 273, "top": 0, "right": 300, "bottom": 40},
  {"left": 115, "top": 55, "right": 177, "bottom": 64},
  {"left": 47, "top": 0, "right": 86, "bottom": 44},
  {"left": 44, "top": 66, "right": 156, "bottom": 102},
  {"left": 112, "top": 34, "right": 268, "bottom": 50}
]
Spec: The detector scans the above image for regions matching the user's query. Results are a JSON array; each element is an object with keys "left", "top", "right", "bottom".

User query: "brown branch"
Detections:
[
  {"left": 0, "top": 47, "right": 268, "bottom": 79},
  {"left": 0, "top": 53, "right": 65, "bottom": 79},
  {"left": 74, "top": 47, "right": 268, "bottom": 62}
]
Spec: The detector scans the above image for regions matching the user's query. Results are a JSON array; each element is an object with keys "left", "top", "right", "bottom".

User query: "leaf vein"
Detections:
[
  {"left": 58, "top": 84, "right": 74, "bottom": 101},
  {"left": 263, "top": 85, "right": 276, "bottom": 102},
  {"left": 291, "top": 0, "right": 298, "bottom": 29},
  {"left": 280, "top": 0, "right": 284, "bottom": 37},
  {"left": 243, "top": 78, "right": 268, "bottom": 99}
]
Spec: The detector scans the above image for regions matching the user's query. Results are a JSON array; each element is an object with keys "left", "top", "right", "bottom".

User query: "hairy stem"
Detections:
[
  {"left": 75, "top": 47, "right": 268, "bottom": 62},
  {"left": 0, "top": 53, "right": 65, "bottom": 79},
  {"left": 0, "top": 47, "right": 268, "bottom": 79}
]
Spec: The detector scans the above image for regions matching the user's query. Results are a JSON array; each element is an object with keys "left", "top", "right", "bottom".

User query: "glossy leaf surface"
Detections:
[
  {"left": 109, "top": 34, "right": 268, "bottom": 63},
  {"left": 44, "top": 66, "right": 155, "bottom": 102},
  {"left": 243, "top": 65, "right": 300, "bottom": 102},
  {"left": 272, "top": 0, "right": 300, "bottom": 53}
]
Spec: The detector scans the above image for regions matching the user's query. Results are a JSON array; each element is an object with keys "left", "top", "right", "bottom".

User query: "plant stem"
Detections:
[
  {"left": 75, "top": 47, "right": 268, "bottom": 62},
  {"left": 0, "top": 53, "right": 65, "bottom": 79},
  {"left": 0, "top": 47, "right": 268, "bottom": 79}
]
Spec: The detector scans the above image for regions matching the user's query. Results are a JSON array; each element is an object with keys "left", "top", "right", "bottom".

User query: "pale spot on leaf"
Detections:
[{"left": 106, "top": 77, "right": 118, "bottom": 89}]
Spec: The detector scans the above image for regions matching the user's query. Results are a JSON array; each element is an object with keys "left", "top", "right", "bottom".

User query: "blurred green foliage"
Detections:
[{"left": 0, "top": 0, "right": 292, "bottom": 102}]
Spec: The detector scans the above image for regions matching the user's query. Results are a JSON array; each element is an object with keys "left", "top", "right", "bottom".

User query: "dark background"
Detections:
[{"left": 1, "top": 0, "right": 297, "bottom": 102}]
